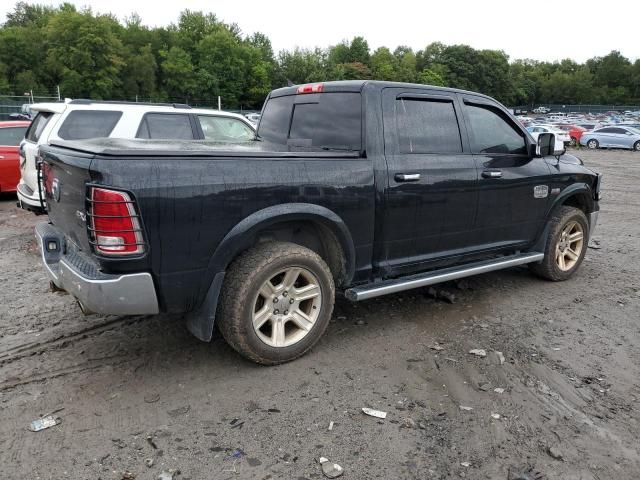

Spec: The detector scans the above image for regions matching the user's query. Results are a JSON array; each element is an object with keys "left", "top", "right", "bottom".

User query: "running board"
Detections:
[{"left": 344, "top": 252, "right": 544, "bottom": 301}]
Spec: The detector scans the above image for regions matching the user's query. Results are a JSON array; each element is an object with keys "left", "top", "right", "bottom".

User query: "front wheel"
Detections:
[
  {"left": 570, "top": 137, "right": 577, "bottom": 147},
  {"left": 529, "top": 206, "right": 589, "bottom": 281},
  {"left": 587, "top": 139, "right": 599, "bottom": 149},
  {"left": 633, "top": 141, "right": 640, "bottom": 151},
  {"left": 217, "top": 241, "right": 335, "bottom": 365}
]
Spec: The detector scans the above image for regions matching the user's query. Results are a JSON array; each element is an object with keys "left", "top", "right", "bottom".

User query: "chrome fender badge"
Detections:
[{"left": 534, "top": 185, "right": 549, "bottom": 199}]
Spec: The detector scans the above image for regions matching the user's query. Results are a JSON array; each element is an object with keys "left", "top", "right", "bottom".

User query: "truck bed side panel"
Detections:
[{"left": 90, "top": 155, "right": 375, "bottom": 312}]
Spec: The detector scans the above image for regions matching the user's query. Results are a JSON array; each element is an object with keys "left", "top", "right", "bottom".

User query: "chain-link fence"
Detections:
[
  {"left": 0, "top": 91, "right": 60, "bottom": 120},
  {"left": 1, "top": 92, "right": 261, "bottom": 120}
]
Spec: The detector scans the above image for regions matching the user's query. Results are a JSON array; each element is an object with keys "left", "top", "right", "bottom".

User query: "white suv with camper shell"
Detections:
[{"left": 17, "top": 100, "right": 256, "bottom": 212}]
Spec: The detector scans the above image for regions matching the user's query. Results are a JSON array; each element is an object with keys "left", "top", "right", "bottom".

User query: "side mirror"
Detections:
[{"left": 536, "top": 132, "right": 555, "bottom": 156}]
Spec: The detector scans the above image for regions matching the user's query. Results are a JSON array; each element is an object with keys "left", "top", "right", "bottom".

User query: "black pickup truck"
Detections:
[{"left": 36, "top": 80, "right": 601, "bottom": 364}]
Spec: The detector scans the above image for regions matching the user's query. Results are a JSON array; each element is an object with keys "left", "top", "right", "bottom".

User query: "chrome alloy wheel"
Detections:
[
  {"left": 555, "top": 221, "right": 584, "bottom": 271},
  {"left": 252, "top": 267, "right": 322, "bottom": 348}
]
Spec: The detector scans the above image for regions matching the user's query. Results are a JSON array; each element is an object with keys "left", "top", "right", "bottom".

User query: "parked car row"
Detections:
[{"left": 517, "top": 109, "right": 640, "bottom": 151}]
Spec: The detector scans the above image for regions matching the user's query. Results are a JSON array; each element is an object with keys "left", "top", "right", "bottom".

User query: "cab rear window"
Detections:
[
  {"left": 58, "top": 110, "right": 123, "bottom": 140},
  {"left": 258, "top": 93, "right": 362, "bottom": 151},
  {"left": 25, "top": 112, "right": 53, "bottom": 142}
]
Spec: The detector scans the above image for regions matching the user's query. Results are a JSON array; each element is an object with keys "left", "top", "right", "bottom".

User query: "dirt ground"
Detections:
[{"left": 1, "top": 149, "right": 639, "bottom": 480}]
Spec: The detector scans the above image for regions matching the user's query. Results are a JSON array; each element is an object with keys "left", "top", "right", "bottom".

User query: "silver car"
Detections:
[{"left": 580, "top": 126, "right": 640, "bottom": 151}]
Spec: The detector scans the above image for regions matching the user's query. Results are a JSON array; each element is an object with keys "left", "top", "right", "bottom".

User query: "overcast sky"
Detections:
[{"left": 2, "top": 0, "right": 639, "bottom": 63}]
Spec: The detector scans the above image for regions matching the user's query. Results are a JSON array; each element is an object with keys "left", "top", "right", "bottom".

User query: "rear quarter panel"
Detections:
[{"left": 90, "top": 155, "right": 375, "bottom": 313}]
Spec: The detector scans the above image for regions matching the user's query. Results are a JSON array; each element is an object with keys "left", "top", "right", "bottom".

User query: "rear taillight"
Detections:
[
  {"left": 296, "top": 83, "right": 323, "bottom": 94},
  {"left": 87, "top": 187, "right": 145, "bottom": 256}
]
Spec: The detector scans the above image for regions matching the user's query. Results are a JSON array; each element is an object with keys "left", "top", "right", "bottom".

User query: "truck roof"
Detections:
[{"left": 270, "top": 80, "right": 496, "bottom": 102}]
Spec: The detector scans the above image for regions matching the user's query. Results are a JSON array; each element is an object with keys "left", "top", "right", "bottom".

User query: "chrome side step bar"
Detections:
[{"left": 345, "top": 252, "right": 544, "bottom": 301}]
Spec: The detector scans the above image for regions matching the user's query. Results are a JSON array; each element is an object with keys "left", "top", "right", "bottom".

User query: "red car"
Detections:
[
  {"left": 556, "top": 124, "right": 586, "bottom": 147},
  {"left": 0, "top": 120, "right": 30, "bottom": 193}
]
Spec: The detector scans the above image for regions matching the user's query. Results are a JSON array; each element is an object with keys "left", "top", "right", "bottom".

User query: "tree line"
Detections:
[{"left": 1, "top": 2, "right": 639, "bottom": 109}]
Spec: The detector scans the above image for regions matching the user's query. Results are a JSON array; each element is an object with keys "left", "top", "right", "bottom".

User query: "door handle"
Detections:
[
  {"left": 482, "top": 170, "right": 503, "bottom": 179},
  {"left": 0, "top": 156, "right": 5, "bottom": 159},
  {"left": 395, "top": 173, "right": 421, "bottom": 182}
]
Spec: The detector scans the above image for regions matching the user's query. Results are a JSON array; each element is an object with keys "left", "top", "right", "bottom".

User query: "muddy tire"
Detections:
[
  {"left": 217, "top": 241, "right": 335, "bottom": 365},
  {"left": 529, "top": 206, "right": 589, "bottom": 281}
]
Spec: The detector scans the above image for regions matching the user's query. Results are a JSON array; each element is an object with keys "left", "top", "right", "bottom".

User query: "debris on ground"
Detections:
[
  {"left": 157, "top": 469, "right": 180, "bottom": 480},
  {"left": 459, "top": 406, "right": 473, "bottom": 411},
  {"left": 547, "top": 446, "right": 564, "bottom": 461},
  {"left": 437, "top": 289, "right": 456, "bottom": 304},
  {"left": 588, "top": 239, "right": 602, "bottom": 250},
  {"left": 231, "top": 449, "right": 245, "bottom": 458},
  {"left": 490, "top": 413, "right": 501, "bottom": 419},
  {"left": 401, "top": 417, "right": 416, "bottom": 429},
  {"left": 508, "top": 467, "right": 546, "bottom": 480},
  {"left": 144, "top": 393, "right": 160, "bottom": 403},
  {"left": 355, "top": 319, "right": 366, "bottom": 326},
  {"left": 328, "top": 421, "right": 334, "bottom": 431},
  {"left": 429, "top": 343, "right": 444, "bottom": 351},
  {"left": 362, "top": 407, "right": 387, "bottom": 419},
  {"left": 469, "top": 349, "right": 487, "bottom": 357},
  {"left": 167, "top": 405, "right": 190, "bottom": 417},
  {"left": 319, "top": 457, "right": 344, "bottom": 478},
  {"left": 145, "top": 458, "right": 154, "bottom": 468},
  {"left": 28, "top": 415, "right": 61, "bottom": 432},
  {"left": 146, "top": 435, "right": 158, "bottom": 449},
  {"left": 495, "top": 351, "right": 506, "bottom": 365},
  {"left": 494, "top": 388, "right": 505, "bottom": 394},
  {"left": 479, "top": 382, "right": 491, "bottom": 391},
  {"left": 460, "top": 461, "right": 471, "bottom": 467},
  {"left": 425, "top": 286, "right": 456, "bottom": 303},
  {"left": 121, "top": 472, "right": 136, "bottom": 480}
]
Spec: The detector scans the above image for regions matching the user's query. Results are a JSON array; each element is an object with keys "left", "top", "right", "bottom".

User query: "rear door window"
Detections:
[
  {"left": 465, "top": 103, "right": 527, "bottom": 155},
  {"left": 198, "top": 115, "right": 255, "bottom": 141},
  {"left": 58, "top": 110, "right": 123, "bottom": 140},
  {"left": 258, "top": 93, "right": 362, "bottom": 151},
  {"left": 395, "top": 98, "right": 462, "bottom": 153},
  {"left": 25, "top": 112, "right": 53, "bottom": 142},
  {"left": 137, "top": 113, "right": 195, "bottom": 139},
  {"left": 0, "top": 126, "right": 28, "bottom": 146}
]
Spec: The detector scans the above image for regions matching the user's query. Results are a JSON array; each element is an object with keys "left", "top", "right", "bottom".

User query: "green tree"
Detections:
[
  {"left": 160, "top": 46, "right": 197, "bottom": 98},
  {"left": 44, "top": 9, "right": 125, "bottom": 98},
  {"left": 370, "top": 47, "right": 397, "bottom": 81}
]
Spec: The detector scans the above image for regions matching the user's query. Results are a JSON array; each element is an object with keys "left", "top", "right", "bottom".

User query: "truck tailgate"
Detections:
[{"left": 41, "top": 145, "right": 94, "bottom": 253}]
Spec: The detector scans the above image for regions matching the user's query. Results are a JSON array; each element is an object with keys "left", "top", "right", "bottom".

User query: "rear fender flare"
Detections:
[
  {"left": 208, "top": 203, "right": 356, "bottom": 281},
  {"left": 185, "top": 204, "right": 356, "bottom": 342}
]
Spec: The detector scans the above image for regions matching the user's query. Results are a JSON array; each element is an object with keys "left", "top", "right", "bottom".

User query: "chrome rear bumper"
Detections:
[{"left": 35, "top": 222, "right": 159, "bottom": 315}]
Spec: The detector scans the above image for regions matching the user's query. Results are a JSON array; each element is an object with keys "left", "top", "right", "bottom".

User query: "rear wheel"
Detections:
[
  {"left": 529, "top": 206, "right": 589, "bottom": 281},
  {"left": 587, "top": 139, "right": 599, "bottom": 149},
  {"left": 217, "top": 241, "right": 335, "bottom": 365},
  {"left": 633, "top": 141, "right": 640, "bottom": 151},
  {"left": 570, "top": 137, "right": 577, "bottom": 147}
]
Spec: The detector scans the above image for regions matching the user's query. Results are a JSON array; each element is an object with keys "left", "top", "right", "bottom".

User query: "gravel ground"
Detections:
[{"left": 1, "top": 149, "right": 639, "bottom": 480}]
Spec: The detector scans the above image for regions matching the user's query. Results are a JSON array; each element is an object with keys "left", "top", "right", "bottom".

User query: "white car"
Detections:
[
  {"left": 526, "top": 124, "right": 571, "bottom": 151},
  {"left": 17, "top": 100, "right": 256, "bottom": 212}
]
